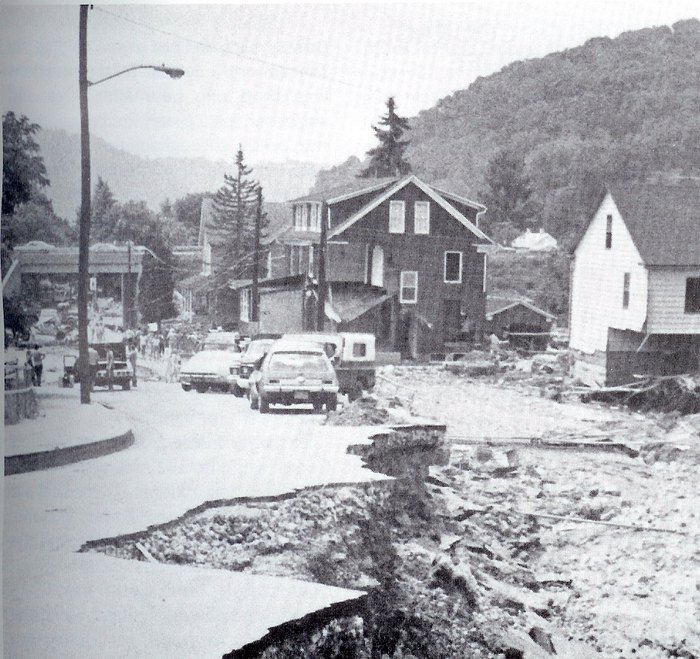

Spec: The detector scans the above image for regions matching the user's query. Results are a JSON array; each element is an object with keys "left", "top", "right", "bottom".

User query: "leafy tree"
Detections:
[
  {"left": 173, "top": 192, "right": 210, "bottom": 240},
  {"left": 2, "top": 195, "right": 77, "bottom": 249},
  {"left": 480, "top": 149, "right": 539, "bottom": 231},
  {"left": 2, "top": 112, "right": 50, "bottom": 216},
  {"left": 211, "top": 147, "right": 263, "bottom": 281},
  {"left": 359, "top": 97, "right": 412, "bottom": 178},
  {"left": 90, "top": 177, "right": 118, "bottom": 242}
]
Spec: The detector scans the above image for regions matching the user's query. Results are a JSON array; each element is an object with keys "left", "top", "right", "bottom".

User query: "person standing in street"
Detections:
[
  {"left": 88, "top": 345, "right": 99, "bottom": 391},
  {"left": 31, "top": 345, "right": 45, "bottom": 386},
  {"left": 105, "top": 346, "right": 114, "bottom": 391},
  {"left": 127, "top": 343, "right": 138, "bottom": 387},
  {"left": 25, "top": 348, "right": 35, "bottom": 386}
]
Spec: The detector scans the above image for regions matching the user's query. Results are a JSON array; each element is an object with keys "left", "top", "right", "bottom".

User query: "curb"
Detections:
[{"left": 4, "top": 429, "right": 135, "bottom": 476}]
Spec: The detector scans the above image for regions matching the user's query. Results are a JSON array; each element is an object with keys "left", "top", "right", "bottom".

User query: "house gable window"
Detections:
[
  {"left": 239, "top": 289, "right": 252, "bottom": 322},
  {"left": 444, "top": 251, "right": 463, "bottom": 284},
  {"left": 605, "top": 214, "right": 612, "bottom": 249},
  {"left": 400, "top": 271, "right": 418, "bottom": 303},
  {"left": 389, "top": 200, "right": 405, "bottom": 234},
  {"left": 622, "top": 272, "right": 630, "bottom": 309},
  {"left": 300, "top": 205, "right": 309, "bottom": 231},
  {"left": 414, "top": 201, "right": 430, "bottom": 234},
  {"left": 309, "top": 204, "right": 320, "bottom": 232},
  {"left": 685, "top": 277, "right": 700, "bottom": 313}
]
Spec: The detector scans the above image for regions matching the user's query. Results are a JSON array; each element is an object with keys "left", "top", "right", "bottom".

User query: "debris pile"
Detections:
[{"left": 584, "top": 374, "right": 700, "bottom": 415}]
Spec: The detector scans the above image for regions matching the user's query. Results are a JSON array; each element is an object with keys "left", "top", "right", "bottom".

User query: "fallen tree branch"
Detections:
[{"left": 499, "top": 508, "right": 688, "bottom": 535}]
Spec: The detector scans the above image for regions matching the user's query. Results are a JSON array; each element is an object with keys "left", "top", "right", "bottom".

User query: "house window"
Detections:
[
  {"left": 444, "top": 251, "right": 463, "bottom": 283},
  {"left": 605, "top": 214, "right": 612, "bottom": 249},
  {"left": 685, "top": 277, "right": 700, "bottom": 313},
  {"left": 239, "top": 289, "right": 252, "bottom": 322},
  {"left": 352, "top": 343, "right": 367, "bottom": 358},
  {"left": 308, "top": 245, "right": 314, "bottom": 274},
  {"left": 400, "top": 271, "right": 418, "bottom": 304},
  {"left": 309, "top": 204, "right": 320, "bottom": 232},
  {"left": 266, "top": 251, "right": 272, "bottom": 278},
  {"left": 294, "top": 205, "right": 303, "bottom": 230},
  {"left": 389, "top": 200, "right": 405, "bottom": 233},
  {"left": 622, "top": 272, "right": 630, "bottom": 309},
  {"left": 414, "top": 201, "right": 430, "bottom": 234},
  {"left": 301, "top": 205, "right": 309, "bottom": 231}
]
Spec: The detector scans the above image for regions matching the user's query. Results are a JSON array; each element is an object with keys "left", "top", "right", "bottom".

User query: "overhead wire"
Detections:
[{"left": 93, "top": 6, "right": 386, "bottom": 96}]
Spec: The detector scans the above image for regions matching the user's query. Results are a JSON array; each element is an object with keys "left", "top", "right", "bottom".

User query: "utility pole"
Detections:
[
  {"left": 316, "top": 201, "right": 328, "bottom": 330},
  {"left": 126, "top": 239, "right": 132, "bottom": 329},
  {"left": 251, "top": 187, "right": 262, "bottom": 323},
  {"left": 78, "top": 4, "right": 91, "bottom": 404}
]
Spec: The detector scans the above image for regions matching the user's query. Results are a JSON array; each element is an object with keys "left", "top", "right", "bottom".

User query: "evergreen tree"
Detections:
[
  {"left": 359, "top": 97, "right": 412, "bottom": 178},
  {"left": 90, "top": 177, "right": 118, "bottom": 242},
  {"left": 481, "top": 149, "right": 540, "bottom": 232},
  {"left": 211, "top": 147, "right": 262, "bottom": 281}
]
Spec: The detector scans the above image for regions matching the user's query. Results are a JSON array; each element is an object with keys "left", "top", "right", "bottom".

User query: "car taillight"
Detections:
[{"left": 268, "top": 379, "right": 279, "bottom": 384}]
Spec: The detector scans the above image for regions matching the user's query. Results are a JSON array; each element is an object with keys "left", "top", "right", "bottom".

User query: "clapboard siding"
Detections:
[
  {"left": 647, "top": 268, "right": 700, "bottom": 333},
  {"left": 570, "top": 193, "right": 647, "bottom": 353}
]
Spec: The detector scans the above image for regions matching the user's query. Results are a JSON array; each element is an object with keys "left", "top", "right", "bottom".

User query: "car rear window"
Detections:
[
  {"left": 268, "top": 352, "right": 332, "bottom": 374},
  {"left": 203, "top": 342, "right": 240, "bottom": 352}
]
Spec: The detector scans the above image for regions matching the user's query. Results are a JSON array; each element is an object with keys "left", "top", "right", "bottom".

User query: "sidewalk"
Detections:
[{"left": 4, "top": 388, "right": 133, "bottom": 474}]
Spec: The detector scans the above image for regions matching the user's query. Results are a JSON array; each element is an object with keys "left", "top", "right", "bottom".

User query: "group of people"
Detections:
[{"left": 24, "top": 345, "right": 45, "bottom": 387}]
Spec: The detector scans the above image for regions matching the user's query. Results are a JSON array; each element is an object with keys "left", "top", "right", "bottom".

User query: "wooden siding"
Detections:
[
  {"left": 327, "top": 243, "right": 367, "bottom": 283},
  {"left": 570, "top": 193, "right": 647, "bottom": 353},
  {"left": 646, "top": 267, "right": 700, "bottom": 334},
  {"left": 259, "top": 288, "right": 304, "bottom": 333}
]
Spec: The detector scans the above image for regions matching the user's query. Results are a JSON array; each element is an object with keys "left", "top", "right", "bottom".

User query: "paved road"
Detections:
[{"left": 4, "top": 381, "right": 386, "bottom": 658}]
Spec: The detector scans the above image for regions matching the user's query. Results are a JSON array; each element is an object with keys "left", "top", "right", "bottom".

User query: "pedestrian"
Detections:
[
  {"left": 25, "top": 349, "right": 35, "bottom": 386},
  {"left": 158, "top": 334, "right": 165, "bottom": 358},
  {"left": 139, "top": 331, "right": 147, "bottom": 357},
  {"left": 105, "top": 346, "right": 114, "bottom": 391},
  {"left": 88, "top": 345, "right": 99, "bottom": 391},
  {"left": 127, "top": 343, "right": 138, "bottom": 387},
  {"left": 31, "top": 344, "right": 45, "bottom": 386}
]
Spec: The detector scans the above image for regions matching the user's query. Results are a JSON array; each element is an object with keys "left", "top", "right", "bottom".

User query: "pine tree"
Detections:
[
  {"left": 91, "top": 177, "right": 118, "bottom": 242},
  {"left": 359, "top": 97, "right": 412, "bottom": 178},
  {"left": 211, "top": 147, "right": 263, "bottom": 281}
]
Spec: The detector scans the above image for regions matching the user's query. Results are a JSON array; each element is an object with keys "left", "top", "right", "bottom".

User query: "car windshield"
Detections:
[
  {"left": 268, "top": 352, "right": 332, "bottom": 374},
  {"left": 245, "top": 341, "right": 272, "bottom": 359},
  {"left": 202, "top": 342, "right": 240, "bottom": 352}
]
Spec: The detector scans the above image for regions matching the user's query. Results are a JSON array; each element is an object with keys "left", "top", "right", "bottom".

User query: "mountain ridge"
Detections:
[{"left": 36, "top": 128, "right": 322, "bottom": 220}]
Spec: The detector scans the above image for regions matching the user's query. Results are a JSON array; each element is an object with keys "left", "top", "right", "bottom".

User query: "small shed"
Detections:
[{"left": 485, "top": 297, "right": 556, "bottom": 351}]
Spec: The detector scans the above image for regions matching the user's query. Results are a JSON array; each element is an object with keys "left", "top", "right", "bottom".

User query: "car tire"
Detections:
[
  {"left": 195, "top": 385, "right": 207, "bottom": 393},
  {"left": 327, "top": 396, "right": 337, "bottom": 412},
  {"left": 181, "top": 383, "right": 192, "bottom": 392},
  {"left": 122, "top": 380, "right": 130, "bottom": 391},
  {"left": 250, "top": 391, "right": 259, "bottom": 410},
  {"left": 259, "top": 395, "right": 269, "bottom": 414},
  {"left": 231, "top": 384, "right": 244, "bottom": 398},
  {"left": 313, "top": 400, "right": 323, "bottom": 413}
]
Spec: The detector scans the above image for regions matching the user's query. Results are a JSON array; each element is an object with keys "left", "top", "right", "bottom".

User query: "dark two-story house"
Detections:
[{"left": 234, "top": 174, "right": 492, "bottom": 357}]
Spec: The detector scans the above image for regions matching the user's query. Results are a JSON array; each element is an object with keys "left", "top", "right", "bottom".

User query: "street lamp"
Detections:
[{"left": 78, "top": 4, "right": 184, "bottom": 404}]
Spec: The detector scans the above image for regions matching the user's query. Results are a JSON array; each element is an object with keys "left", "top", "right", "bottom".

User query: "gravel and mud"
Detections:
[{"left": 85, "top": 364, "right": 700, "bottom": 658}]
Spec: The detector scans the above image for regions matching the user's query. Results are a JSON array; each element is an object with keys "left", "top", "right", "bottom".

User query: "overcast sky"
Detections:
[{"left": 1, "top": 1, "right": 698, "bottom": 166}]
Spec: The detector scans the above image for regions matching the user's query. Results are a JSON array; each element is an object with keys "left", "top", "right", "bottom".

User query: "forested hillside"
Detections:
[{"left": 313, "top": 19, "right": 700, "bottom": 248}]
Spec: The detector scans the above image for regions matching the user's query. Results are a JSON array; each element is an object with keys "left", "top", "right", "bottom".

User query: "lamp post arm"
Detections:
[{"left": 88, "top": 65, "right": 184, "bottom": 87}]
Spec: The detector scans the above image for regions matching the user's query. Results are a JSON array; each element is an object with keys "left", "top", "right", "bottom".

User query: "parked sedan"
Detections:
[
  {"left": 179, "top": 331, "right": 242, "bottom": 393},
  {"left": 249, "top": 340, "right": 339, "bottom": 413},
  {"left": 235, "top": 338, "right": 276, "bottom": 397}
]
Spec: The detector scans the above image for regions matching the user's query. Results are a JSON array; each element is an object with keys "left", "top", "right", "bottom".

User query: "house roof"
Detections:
[
  {"left": 328, "top": 175, "right": 492, "bottom": 243},
  {"left": 485, "top": 296, "right": 556, "bottom": 321},
  {"left": 608, "top": 181, "right": 700, "bottom": 266},
  {"left": 329, "top": 285, "right": 396, "bottom": 323},
  {"left": 289, "top": 177, "right": 399, "bottom": 204},
  {"left": 576, "top": 180, "right": 700, "bottom": 266}
]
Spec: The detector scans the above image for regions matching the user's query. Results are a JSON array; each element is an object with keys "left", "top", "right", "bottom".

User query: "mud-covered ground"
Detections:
[{"left": 86, "top": 364, "right": 699, "bottom": 658}]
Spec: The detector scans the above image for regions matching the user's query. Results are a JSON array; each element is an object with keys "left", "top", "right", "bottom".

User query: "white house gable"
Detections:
[{"left": 570, "top": 193, "right": 648, "bottom": 353}]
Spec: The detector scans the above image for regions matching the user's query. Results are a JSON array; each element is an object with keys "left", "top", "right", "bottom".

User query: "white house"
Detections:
[{"left": 569, "top": 181, "right": 700, "bottom": 386}]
